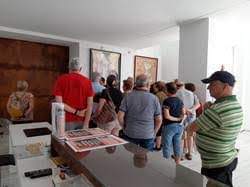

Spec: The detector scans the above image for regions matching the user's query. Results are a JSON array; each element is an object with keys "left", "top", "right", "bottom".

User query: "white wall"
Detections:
[
  {"left": 179, "top": 18, "right": 209, "bottom": 102},
  {"left": 161, "top": 41, "right": 179, "bottom": 82},
  {"left": 79, "top": 40, "right": 135, "bottom": 82},
  {"left": 69, "top": 43, "right": 80, "bottom": 61},
  {"left": 134, "top": 41, "right": 179, "bottom": 83},
  {"left": 135, "top": 45, "right": 162, "bottom": 81},
  {"left": 208, "top": 5, "right": 250, "bottom": 129},
  {"left": 122, "top": 26, "right": 180, "bottom": 83}
]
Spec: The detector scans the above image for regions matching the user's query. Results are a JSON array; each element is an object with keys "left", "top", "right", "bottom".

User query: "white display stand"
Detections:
[
  {"left": 16, "top": 155, "right": 56, "bottom": 187},
  {"left": 9, "top": 122, "right": 53, "bottom": 187},
  {"left": 8, "top": 122, "right": 90, "bottom": 187},
  {"left": 9, "top": 122, "right": 51, "bottom": 147}
]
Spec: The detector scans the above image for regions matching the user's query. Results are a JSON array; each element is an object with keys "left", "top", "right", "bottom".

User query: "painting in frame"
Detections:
[
  {"left": 90, "top": 48, "right": 121, "bottom": 84},
  {"left": 134, "top": 55, "right": 158, "bottom": 84}
]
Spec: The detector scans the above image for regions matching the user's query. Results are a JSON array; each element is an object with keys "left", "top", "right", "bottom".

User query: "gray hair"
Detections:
[
  {"left": 69, "top": 58, "right": 81, "bottom": 71},
  {"left": 92, "top": 72, "right": 101, "bottom": 82},
  {"left": 135, "top": 74, "right": 149, "bottom": 88}
]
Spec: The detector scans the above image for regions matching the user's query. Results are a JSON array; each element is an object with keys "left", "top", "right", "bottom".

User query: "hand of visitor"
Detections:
[
  {"left": 203, "top": 101, "right": 212, "bottom": 110},
  {"left": 77, "top": 109, "right": 86, "bottom": 117},
  {"left": 180, "top": 114, "right": 187, "bottom": 123},
  {"left": 186, "top": 109, "right": 193, "bottom": 115}
]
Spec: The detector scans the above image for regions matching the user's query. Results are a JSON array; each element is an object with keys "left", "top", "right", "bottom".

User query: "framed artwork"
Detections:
[
  {"left": 134, "top": 55, "right": 158, "bottom": 84},
  {"left": 90, "top": 48, "right": 121, "bottom": 83}
]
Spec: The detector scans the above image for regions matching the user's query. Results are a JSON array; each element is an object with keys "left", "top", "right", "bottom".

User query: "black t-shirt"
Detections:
[
  {"left": 100, "top": 88, "right": 123, "bottom": 113},
  {"left": 162, "top": 96, "right": 183, "bottom": 125}
]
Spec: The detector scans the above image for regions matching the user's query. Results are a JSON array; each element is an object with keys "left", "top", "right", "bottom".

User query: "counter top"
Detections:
[{"left": 52, "top": 136, "right": 186, "bottom": 187}]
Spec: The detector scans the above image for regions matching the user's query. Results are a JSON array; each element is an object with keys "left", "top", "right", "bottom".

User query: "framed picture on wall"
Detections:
[
  {"left": 90, "top": 48, "right": 121, "bottom": 84},
  {"left": 134, "top": 55, "right": 158, "bottom": 84}
]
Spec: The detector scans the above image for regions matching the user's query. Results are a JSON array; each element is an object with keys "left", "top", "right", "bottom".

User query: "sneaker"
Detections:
[{"left": 185, "top": 153, "right": 192, "bottom": 160}]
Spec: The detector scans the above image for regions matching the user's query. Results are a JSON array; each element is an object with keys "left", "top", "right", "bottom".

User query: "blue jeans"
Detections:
[
  {"left": 122, "top": 134, "right": 154, "bottom": 151},
  {"left": 162, "top": 123, "right": 183, "bottom": 158}
]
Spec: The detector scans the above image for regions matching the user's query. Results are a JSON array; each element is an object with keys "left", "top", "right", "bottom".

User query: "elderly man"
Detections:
[
  {"left": 118, "top": 74, "right": 162, "bottom": 151},
  {"left": 53, "top": 58, "right": 94, "bottom": 130},
  {"left": 187, "top": 71, "right": 243, "bottom": 187}
]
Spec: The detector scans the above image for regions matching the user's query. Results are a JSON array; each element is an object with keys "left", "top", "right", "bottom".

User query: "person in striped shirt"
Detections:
[{"left": 187, "top": 71, "right": 243, "bottom": 187}]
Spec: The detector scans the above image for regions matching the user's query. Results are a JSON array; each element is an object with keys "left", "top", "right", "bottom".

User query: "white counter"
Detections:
[
  {"left": 8, "top": 122, "right": 54, "bottom": 187},
  {"left": 16, "top": 155, "right": 56, "bottom": 187},
  {"left": 9, "top": 122, "right": 51, "bottom": 147}
]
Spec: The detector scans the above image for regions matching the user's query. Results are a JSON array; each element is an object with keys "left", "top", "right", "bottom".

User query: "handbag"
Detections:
[
  {"left": 92, "top": 90, "right": 117, "bottom": 124},
  {"left": 8, "top": 93, "right": 25, "bottom": 118}
]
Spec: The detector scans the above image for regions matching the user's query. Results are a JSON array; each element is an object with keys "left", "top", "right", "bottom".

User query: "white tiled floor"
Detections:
[{"left": 170, "top": 130, "right": 250, "bottom": 187}]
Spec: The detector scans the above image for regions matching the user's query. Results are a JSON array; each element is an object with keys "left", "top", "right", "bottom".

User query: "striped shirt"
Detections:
[{"left": 196, "top": 95, "right": 243, "bottom": 169}]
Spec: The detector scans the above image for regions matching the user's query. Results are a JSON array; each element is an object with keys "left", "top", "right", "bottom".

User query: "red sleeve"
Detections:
[
  {"left": 86, "top": 80, "right": 94, "bottom": 97},
  {"left": 53, "top": 76, "right": 63, "bottom": 96}
]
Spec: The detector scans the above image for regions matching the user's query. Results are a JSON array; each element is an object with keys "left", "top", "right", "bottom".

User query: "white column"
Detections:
[{"left": 178, "top": 18, "right": 209, "bottom": 102}]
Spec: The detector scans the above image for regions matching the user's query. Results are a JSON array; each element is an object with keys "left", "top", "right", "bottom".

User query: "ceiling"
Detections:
[{"left": 0, "top": 0, "right": 248, "bottom": 48}]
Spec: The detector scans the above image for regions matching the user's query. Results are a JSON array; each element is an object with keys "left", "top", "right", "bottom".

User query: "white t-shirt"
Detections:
[{"left": 176, "top": 87, "right": 199, "bottom": 115}]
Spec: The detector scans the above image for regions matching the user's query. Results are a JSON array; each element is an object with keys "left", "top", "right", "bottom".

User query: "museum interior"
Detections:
[{"left": 0, "top": 1, "right": 250, "bottom": 187}]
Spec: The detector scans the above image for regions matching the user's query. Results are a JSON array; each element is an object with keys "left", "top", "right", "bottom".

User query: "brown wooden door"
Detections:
[{"left": 0, "top": 38, "right": 69, "bottom": 122}]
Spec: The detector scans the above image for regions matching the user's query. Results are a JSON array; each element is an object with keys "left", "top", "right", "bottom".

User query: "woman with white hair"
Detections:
[{"left": 7, "top": 80, "right": 34, "bottom": 123}]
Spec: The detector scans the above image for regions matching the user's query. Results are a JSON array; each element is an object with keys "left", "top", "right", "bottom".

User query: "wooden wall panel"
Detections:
[{"left": 0, "top": 38, "right": 69, "bottom": 122}]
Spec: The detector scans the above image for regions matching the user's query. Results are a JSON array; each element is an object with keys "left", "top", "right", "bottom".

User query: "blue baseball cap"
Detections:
[{"left": 201, "top": 71, "right": 236, "bottom": 87}]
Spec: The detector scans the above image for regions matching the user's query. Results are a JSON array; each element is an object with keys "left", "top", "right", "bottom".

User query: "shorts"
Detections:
[
  {"left": 182, "top": 114, "right": 196, "bottom": 139},
  {"left": 181, "top": 129, "right": 195, "bottom": 139},
  {"left": 183, "top": 114, "right": 196, "bottom": 127},
  {"left": 97, "top": 119, "right": 121, "bottom": 135}
]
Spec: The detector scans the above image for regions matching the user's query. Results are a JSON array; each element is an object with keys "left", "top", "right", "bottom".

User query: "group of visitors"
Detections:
[{"left": 6, "top": 57, "right": 242, "bottom": 187}]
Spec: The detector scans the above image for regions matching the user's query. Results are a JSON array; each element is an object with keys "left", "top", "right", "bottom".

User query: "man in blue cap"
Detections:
[{"left": 187, "top": 71, "right": 243, "bottom": 187}]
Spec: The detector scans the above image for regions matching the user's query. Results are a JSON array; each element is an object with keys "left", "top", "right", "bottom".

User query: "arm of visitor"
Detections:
[
  {"left": 163, "top": 108, "right": 183, "bottom": 122},
  {"left": 24, "top": 94, "right": 34, "bottom": 117},
  {"left": 117, "top": 111, "right": 125, "bottom": 129},
  {"left": 187, "top": 95, "right": 200, "bottom": 115},
  {"left": 55, "top": 96, "right": 86, "bottom": 117},
  {"left": 96, "top": 98, "right": 105, "bottom": 114},
  {"left": 154, "top": 115, "right": 162, "bottom": 135},
  {"left": 6, "top": 96, "right": 11, "bottom": 114},
  {"left": 83, "top": 96, "right": 93, "bottom": 128}
]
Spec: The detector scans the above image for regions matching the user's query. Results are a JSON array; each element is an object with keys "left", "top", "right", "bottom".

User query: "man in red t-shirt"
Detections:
[{"left": 53, "top": 58, "right": 94, "bottom": 130}]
